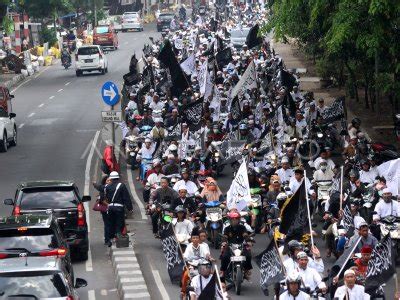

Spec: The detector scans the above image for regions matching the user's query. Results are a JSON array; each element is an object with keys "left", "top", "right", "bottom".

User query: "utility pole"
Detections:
[{"left": 94, "top": 1, "right": 97, "bottom": 27}]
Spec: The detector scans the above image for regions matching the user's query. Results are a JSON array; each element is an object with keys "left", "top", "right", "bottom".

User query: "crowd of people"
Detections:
[{"left": 94, "top": 3, "right": 400, "bottom": 300}]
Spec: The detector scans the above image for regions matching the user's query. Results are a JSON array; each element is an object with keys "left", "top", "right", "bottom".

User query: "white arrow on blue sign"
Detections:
[{"left": 101, "top": 81, "right": 120, "bottom": 106}]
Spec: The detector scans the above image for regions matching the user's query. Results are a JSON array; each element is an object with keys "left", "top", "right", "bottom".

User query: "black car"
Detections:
[
  {"left": 3, "top": 181, "right": 91, "bottom": 260},
  {"left": 0, "top": 256, "right": 87, "bottom": 299},
  {"left": 157, "top": 12, "right": 175, "bottom": 32},
  {"left": 0, "top": 214, "right": 74, "bottom": 279}
]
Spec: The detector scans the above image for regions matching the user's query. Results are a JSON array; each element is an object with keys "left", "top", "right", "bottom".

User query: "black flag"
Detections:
[
  {"left": 280, "top": 69, "right": 297, "bottom": 92},
  {"left": 167, "top": 124, "right": 181, "bottom": 139},
  {"left": 202, "top": 41, "right": 215, "bottom": 57},
  {"left": 198, "top": 273, "right": 217, "bottom": 300},
  {"left": 158, "top": 40, "right": 189, "bottom": 97},
  {"left": 255, "top": 238, "right": 285, "bottom": 294},
  {"left": 123, "top": 71, "right": 140, "bottom": 86},
  {"left": 181, "top": 98, "right": 204, "bottom": 131},
  {"left": 320, "top": 96, "right": 346, "bottom": 123},
  {"left": 342, "top": 201, "right": 354, "bottom": 237},
  {"left": 279, "top": 180, "right": 308, "bottom": 240},
  {"left": 215, "top": 48, "right": 232, "bottom": 70},
  {"left": 365, "top": 234, "right": 396, "bottom": 294},
  {"left": 246, "top": 24, "right": 262, "bottom": 49},
  {"left": 230, "top": 96, "right": 242, "bottom": 123},
  {"left": 160, "top": 224, "right": 185, "bottom": 284}
]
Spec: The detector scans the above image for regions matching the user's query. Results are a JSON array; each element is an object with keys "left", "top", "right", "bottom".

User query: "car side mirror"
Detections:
[
  {"left": 9, "top": 113, "right": 16, "bottom": 118},
  {"left": 82, "top": 195, "right": 91, "bottom": 202},
  {"left": 3, "top": 198, "right": 14, "bottom": 205},
  {"left": 75, "top": 278, "right": 88, "bottom": 288},
  {"left": 10, "top": 95, "right": 14, "bottom": 98}
]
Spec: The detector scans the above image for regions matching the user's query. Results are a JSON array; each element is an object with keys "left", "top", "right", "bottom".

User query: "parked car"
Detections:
[
  {"left": 3, "top": 181, "right": 91, "bottom": 260},
  {"left": 157, "top": 12, "right": 175, "bottom": 32},
  {"left": 0, "top": 214, "right": 74, "bottom": 278},
  {"left": 0, "top": 107, "right": 17, "bottom": 153},
  {"left": 230, "top": 27, "right": 250, "bottom": 49},
  {"left": 75, "top": 45, "right": 108, "bottom": 76},
  {"left": 122, "top": 12, "right": 144, "bottom": 32},
  {"left": 0, "top": 256, "right": 87, "bottom": 299},
  {"left": 93, "top": 24, "right": 118, "bottom": 50}
]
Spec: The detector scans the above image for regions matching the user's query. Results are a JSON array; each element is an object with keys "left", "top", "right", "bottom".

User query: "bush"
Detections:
[{"left": 40, "top": 27, "right": 58, "bottom": 47}]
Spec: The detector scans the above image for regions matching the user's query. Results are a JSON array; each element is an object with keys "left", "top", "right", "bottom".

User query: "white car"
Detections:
[
  {"left": 75, "top": 45, "right": 108, "bottom": 76},
  {"left": 121, "top": 12, "right": 143, "bottom": 32},
  {"left": 0, "top": 107, "right": 17, "bottom": 152}
]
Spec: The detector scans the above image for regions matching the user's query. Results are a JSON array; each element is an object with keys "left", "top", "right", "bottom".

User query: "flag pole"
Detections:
[
  {"left": 336, "top": 236, "right": 362, "bottom": 278},
  {"left": 214, "top": 264, "right": 228, "bottom": 300},
  {"left": 340, "top": 166, "right": 344, "bottom": 211},
  {"left": 303, "top": 171, "right": 315, "bottom": 258},
  {"left": 273, "top": 233, "right": 287, "bottom": 276}
]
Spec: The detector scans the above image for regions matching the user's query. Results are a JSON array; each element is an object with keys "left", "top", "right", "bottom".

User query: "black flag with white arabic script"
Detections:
[
  {"left": 230, "top": 96, "right": 242, "bottom": 123},
  {"left": 181, "top": 98, "right": 204, "bottom": 131},
  {"left": 320, "top": 96, "right": 346, "bottom": 123},
  {"left": 365, "top": 234, "right": 396, "bottom": 294},
  {"left": 215, "top": 48, "right": 232, "bottom": 71},
  {"left": 160, "top": 223, "right": 185, "bottom": 284},
  {"left": 246, "top": 23, "right": 263, "bottom": 49},
  {"left": 255, "top": 238, "right": 285, "bottom": 294},
  {"left": 342, "top": 201, "right": 354, "bottom": 237}
]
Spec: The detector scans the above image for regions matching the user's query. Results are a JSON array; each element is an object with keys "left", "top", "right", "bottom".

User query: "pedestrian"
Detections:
[
  {"left": 105, "top": 171, "right": 133, "bottom": 247},
  {"left": 92, "top": 175, "right": 112, "bottom": 245}
]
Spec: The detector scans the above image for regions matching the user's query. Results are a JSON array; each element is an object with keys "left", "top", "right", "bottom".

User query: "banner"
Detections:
[
  {"left": 227, "top": 160, "right": 251, "bottom": 211},
  {"left": 180, "top": 54, "right": 196, "bottom": 75},
  {"left": 365, "top": 234, "right": 395, "bottom": 294},
  {"left": 231, "top": 60, "right": 257, "bottom": 99},
  {"left": 377, "top": 158, "right": 400, "bottom": 195},
  {"left": 219, "top": 139, "right": 246, "bottom": 165},
  {"left": 215, "top": 48, "right": 232, "bottom": 70},
  {"left": 255, "top": 238, "right": 285, "bottom": 293},
  {"left": 167, "top": 124, "right": 181, "bottom": 139},
  {"left": 198, "top": 60, "right": 208, "bottom": 95},
  {"left": 258, "top": 133, "right": 272, "bottom": 153},
  {"left": 160, "top": 224, "right": 184, "bottom": 284},
  {"left": 181, "top": 98, "right": 204, "bottom": 132},
  {"left": 320, "top": 96, "right": 346, "bottom": 123},
  {"left": 246, "top": 23, "right": 263, "bottom": 49}
]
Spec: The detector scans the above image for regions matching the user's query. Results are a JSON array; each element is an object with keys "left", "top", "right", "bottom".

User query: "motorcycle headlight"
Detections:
[
  {"left": 215, "top": 152, "right": 220, "bottom": 157},
  {"left": 234, "top": 249, "right": 242, "bottom": 257},
  {"left": 317, "top": 133, "right": 323, "bottom": 138}
]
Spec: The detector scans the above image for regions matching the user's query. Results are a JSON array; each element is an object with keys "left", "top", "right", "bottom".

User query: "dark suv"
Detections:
[
  {"left": 0, "top": 214, "right": 74, "bottom": 278},
  {"left": 157, "top": 12, "right": 175, "bottom": 31},
  {"left": 3, "top": 181, "right": 91, "bottom": 260}
]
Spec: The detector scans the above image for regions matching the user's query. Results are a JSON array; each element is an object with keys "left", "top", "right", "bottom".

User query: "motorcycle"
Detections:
[
  {"left": 225, "top": 242, "right": 247, "bottom": 295},
  {"left": 157, "top": 203, "right": 174, "bottom": 234},
  {"left": 369, "top": 142, "right": 400, "bottom": 164},
  {"left": 359, "top": 183, "right": 375, "bottom": 223},
  {"left": 61, "top": 50, "right": 71, "bottom": 69},
  {"left": 205, "top": 201, "right": 224, "bottom": 249},
  {"left": 139, "top": 157, "right": 153, "bottom": 181},
  {"left": 247, "top": 194, "right": 263, "bottom": 233},
  {"left": 125, "top": 135, "right": 143, "bottom": 169},
  {"left": 315, "top": 180, "right": 332, "bottom": 216},
  {"left": 379, "top": 215, "right": 400, "bottom": 263}
]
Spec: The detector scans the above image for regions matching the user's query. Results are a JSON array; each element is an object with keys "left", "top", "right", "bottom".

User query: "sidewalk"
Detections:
[
  {"left": 0, "top": 72, "right": 25, "bottom": 90},
  {"left": 272, "top": 40, "right": 398, "bottom": 147}
]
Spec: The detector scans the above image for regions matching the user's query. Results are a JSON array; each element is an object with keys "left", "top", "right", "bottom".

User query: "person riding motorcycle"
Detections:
[
  {"left": 313, "top": 160, "right": 334, "bottom": 182},
  {"left": 170, "top": 185, "right": 196, "bottom": 214},
  {"left": 283, "top": 240, "right": 324, "bottom": 274},
  {"left": 280, "top": 271, "right": 311, "bottom": 300},
  {"left": 238, "top": 123, "right": 255, "bottom": 144},
  {"left": 295, "top": 251, "right": 327, "bottom": 294},
  {"left": 359, "top": 159, "right": 378, "bottom": 185},
  {"left": 220, "top": 211, "right": 252, "bottom": 280},
  {"left": 143, "top": 159, "right": 164, "bottom": 203},
  {"left": 172, "top": 205, "right": 194, "bottom": 248},
  {"left": 173, "top": 168, "right": 198, "bottom": 197},
  {"left": 189, "top": 259, "right": 223, "bottom": 300}
]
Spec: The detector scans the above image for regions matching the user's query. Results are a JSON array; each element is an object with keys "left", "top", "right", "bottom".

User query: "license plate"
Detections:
[
  {"left": 85, "top": 59, "right": 93, "bottom": 63},
  {"left": 231, "top": 256, "right": 245, "bottom": 262}
]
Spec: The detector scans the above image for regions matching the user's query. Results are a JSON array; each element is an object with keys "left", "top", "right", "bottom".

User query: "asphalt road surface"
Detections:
[{"left": 0, "top": 23, "right": 398, "bottom": 300}]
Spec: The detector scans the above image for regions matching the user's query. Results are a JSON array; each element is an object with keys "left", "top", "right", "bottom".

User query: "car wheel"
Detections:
[
  {"left": 101, "top": 68, "right": 106, "bottom": 75},
  {"left": 105, "top": 67, "right": 108, "bottom": 73},
  {"left": 0, "top": 131, "right": 7, "bottom": 152},
  {"left": 9, "top": 127, "right": 17, "bottom": 147},
  {"left": 73, "top": 249, "right": 88, "bottom": 261},
  {"left": 76, "top": 70, "right": 81, "bottom": 77}
]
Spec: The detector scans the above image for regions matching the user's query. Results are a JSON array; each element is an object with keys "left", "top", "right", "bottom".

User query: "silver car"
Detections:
[
  {"left": 230, "top": 27, "right": 250, "bottom": 49},
  {"left": 121, "top": 12, "right": 144, "bottom": 32},
  {"left": 0, "top": 256, "right": 87, "bottom": 299}
]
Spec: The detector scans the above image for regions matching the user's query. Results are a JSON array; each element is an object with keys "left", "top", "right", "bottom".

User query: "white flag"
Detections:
[
  {"left": 227, "top": 160, "right": 251, "bottom": 211},
  {"left": 231, "top": 60, "right": 257, "bottom": 99},
  {"left": 198, "top": 60, "right": 208, "bottom": 96},
  {"left": 180, "top": 54, "right": 196, "bottom": 75},
  {"left": 377, "top": 158, "right": 400, "bottom": 195}
]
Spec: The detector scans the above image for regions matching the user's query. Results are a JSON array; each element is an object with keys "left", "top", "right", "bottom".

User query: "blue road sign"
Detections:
[{"left": 101, "top": 81, "right": 120, "bottom": 106}]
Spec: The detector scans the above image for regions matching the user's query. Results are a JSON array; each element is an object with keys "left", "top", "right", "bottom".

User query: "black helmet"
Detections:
[{"left": 288, "top": 240, "right": 304, "bottom": 256}]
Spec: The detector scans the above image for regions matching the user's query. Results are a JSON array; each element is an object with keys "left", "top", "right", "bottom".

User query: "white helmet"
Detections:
[
  {"left": 168, "top": 144, "right": 178, "bottom": 151},
  {"left": 286, "top": 270, "right": 301, "bottom": 284},
  {"left": 276, "top": 192, "right": 287, "bottom": 203},
  {"left": 109, "top": 171, "right": 119, "bottom": 179}
]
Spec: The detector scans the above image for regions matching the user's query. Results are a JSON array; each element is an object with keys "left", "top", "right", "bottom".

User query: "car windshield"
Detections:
[
  {"left": 95, "top": 26, "right": 109, "bottom": 34},
  {"left": 124, "top": 14, "right": 139, "bottom": 19},
  {"left": 159, "top": 14, "right": 174, "bottom": 19},
  {"left": 19, "top": 188, "right": 77, "bottom": 209},
  {"left": 0, "top": 228, "right": 58, "bottom": 252},
  {"left": 78, "top": 47, "right": 99, "bottom": 55},
  {"left": 0, "top": 272, "right": 68, "bottom": 298},
  {"left": 230, "top": 29, "right": 250, "bottom": 38}
]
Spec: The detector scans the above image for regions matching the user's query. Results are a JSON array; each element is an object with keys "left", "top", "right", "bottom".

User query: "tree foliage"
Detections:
[{"left": 263, "top": 0, "right": 400, "bottom": 112}]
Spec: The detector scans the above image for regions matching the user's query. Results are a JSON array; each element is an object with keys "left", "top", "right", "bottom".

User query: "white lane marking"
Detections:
[
  {"left": 127, "top": 167, "right": 147, "bottom": 220},
  {"left": 88, "top": 290, "right": 95, "bottom": 300},
  {"left": 65, "top": 82, "right": 71, "bottom": 86},
  {"left": 57, "top": 88, "right": 63, "bottom": 92},
  {"left": 100, "top": 289, "right": 107, "bottom": 296},
  {"left": 80, "top": 137, "right": 93, "bottom": 159},
  {"left": 18, "top": 123, "right": 24, "bottom": 129},
  {"left": 38, "top": 103, "right": 44, "bottom": 108},
  {"left": 152, "top": 269, "right": 170, "bottom": 300},
  {"left": 34, "top": 65, "right": 51, "bottom": 79},
  {"left": 84, "top": 130, "right": 100, "bottom": 232},
  {"left": 11, "top": 79, "right": 31, "bottom": 93},
  {"left": 49, "top": 95, "right": 55, "bottom": 100},
  {"left": 86, "top": 242, "right": 93, "bottom": 272},
  {"left": 27, "top": 112, "right": 35, "bottom": 118}
]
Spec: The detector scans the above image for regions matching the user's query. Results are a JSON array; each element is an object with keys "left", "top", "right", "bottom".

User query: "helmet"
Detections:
[
  {"left": 286, "top": 270, "right": 302, "bottom": 284},
  {"left": 276, "top": 192, "right": 287, "bottom": 203},
  {"left": 227, "top": 211, "right": 241, "bottom": 219},
  {"left": 288, "top": 240, "right": 303, "bottom": 255},
  {"left": 349, "top": 169, "right": 360, "bottom": 179},
  {"left": 109, "top": 171, "right": 119, "bottom": 179},
  {"left": 168, "top": 144, "right": 178, "bottom": 151},
  {"left": 175, "top": 205, "right": 186, "bottom": 213},
  {"left": 181, "top": 168, "right": 189, "bottom": 174},
  {"left": 239, "top": 123, "right": 247, "bottom": 130}
]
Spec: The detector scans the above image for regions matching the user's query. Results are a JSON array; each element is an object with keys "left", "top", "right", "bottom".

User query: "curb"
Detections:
[
  {"left": 110, "top": 237, "right": 151, "bottom": 300},
  {"left": 3, "top": 73, "right": 25, "bottom": 90}
]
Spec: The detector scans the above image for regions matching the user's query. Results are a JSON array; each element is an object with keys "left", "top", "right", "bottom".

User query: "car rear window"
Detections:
[
  {"left": 230, "top": 29, "right": 250, "bottom": 38},
  {"left": 159, "top": 14, "right": 174, "bottom": 19},
  {"left": 95, "top": 26, "right": 109, "bottom": 34},
  {"left": 19, "top": 188, "right": 78, "bottom": 209},
  {"left": 0, "top": 228, "right": 58, "bottom": 252},
  {"left": 78, "top": 47, "right": 99, "bottom": 55},
  {"left": 0, "top": 272, "right": 68, "bottom": 298}
]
